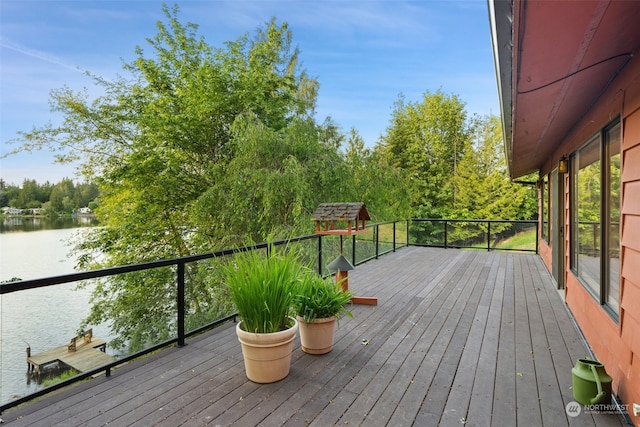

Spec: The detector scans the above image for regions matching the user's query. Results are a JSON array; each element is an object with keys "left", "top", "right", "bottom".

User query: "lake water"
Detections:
[{"left": 0, "top": 224, "right": 112, "bottom": 405}]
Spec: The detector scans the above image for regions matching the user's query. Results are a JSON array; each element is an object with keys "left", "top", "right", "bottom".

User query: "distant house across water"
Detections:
[
  {"left": 1, "top": 207, "right": 23, "bottom": 216},
  {"left": 76, "top": 207, "right": 92, "bottom": 215}
]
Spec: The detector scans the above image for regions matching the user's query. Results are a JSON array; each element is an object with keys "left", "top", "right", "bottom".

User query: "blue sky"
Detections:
[{"left": 0, "top": 0, "right": 499, "bottom": 186}]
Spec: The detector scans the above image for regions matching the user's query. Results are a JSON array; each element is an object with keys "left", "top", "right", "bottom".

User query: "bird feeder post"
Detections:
[
  {"left": 312, "top": 203, "right": 378, "bottom": 306},
  {"left": 336, "top": 270, "right": 349, "bottom": 293}
]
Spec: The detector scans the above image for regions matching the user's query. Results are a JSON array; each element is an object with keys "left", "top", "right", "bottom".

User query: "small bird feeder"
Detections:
[
  {"left": 327, "top": 254, "right": 354, "bottom": 293},
  {"left": 312, "top": 202, "right": 377, "bottom": 305},
  {"left": 312, "top": 202, "right": 370, "bottom": 235}
]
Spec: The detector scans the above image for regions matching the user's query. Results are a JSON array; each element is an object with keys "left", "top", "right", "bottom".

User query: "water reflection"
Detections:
[{"left": 1, "top": 216, "right": 99, "bottom": 233}]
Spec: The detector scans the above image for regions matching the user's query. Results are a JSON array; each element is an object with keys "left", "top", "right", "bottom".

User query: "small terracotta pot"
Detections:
[
  {"left": 235, "top": 317, "right": 298, "bottom": 383},
  {"left": 296, "top": 315, "right": 337, "bottom": 355}
]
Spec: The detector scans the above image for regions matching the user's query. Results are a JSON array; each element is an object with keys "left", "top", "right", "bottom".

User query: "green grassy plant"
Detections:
[
  {"left": 41, "top": 368, "right": 81, "bottom": 387},
  {"left": 224, "top": 245, "right": 301, "bottom": 334},
  {"left": 293, "top": 270, "right": 352, "bottom": 324}
]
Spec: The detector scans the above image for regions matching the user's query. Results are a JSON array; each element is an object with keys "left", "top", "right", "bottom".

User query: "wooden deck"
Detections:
[
  {"left": 1, "top": 247, "right": 629, "bottom": 426},
  {"left": 27, "top": 337, "right": 112, "bottom": 374}
]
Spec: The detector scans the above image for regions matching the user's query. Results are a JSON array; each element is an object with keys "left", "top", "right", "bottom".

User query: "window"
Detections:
[
  {"left": 606, "top": 122, "right": 620, "bottom": 313},
  {"left": 570, "top": 119, "right": 621, "bottom": 319},
  {"left": 542, "top": 175, "right": 549, "bottom": 243},
  {"left": 572, "top": 136, "right": 601, "bottom": 296}
]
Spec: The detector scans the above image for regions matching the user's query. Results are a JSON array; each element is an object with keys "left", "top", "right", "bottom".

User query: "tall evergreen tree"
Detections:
[
  {"left": 453, "top": 115, "right": 537, "bottom": 221},
  {"left": 378, "top": 90, "right": 469, "bottom": 218}
]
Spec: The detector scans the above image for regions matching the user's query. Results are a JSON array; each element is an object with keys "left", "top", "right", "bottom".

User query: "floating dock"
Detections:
[{"left": 27, "top": 329, "right": 114, "bottom": 373}]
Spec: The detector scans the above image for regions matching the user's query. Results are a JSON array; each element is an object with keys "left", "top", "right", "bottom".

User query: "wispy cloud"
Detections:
[{"left": 0, "top": 36, "right": 86, "bottom": 73}]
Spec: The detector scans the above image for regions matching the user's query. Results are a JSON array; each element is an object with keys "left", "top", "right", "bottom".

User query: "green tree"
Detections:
[
  {"left": 453, "top": 115, "right": 536, "bottom": 220},
  {"left": 345, "top": 128, "right": 412, "bottom": 220},
  {"left": 84, "top": 9, "right": 319, "bottom": 350},
  {"left": 4, "top": 184, "right": 20, "bottom": 208},
  {"left": 17, "top": 179, "right": 39, "bottom": 208},
  {"left": 378, "top": 90, "right": 469, "bottom": 218},
  {"left": 0, "top": 179, "right": 8, "bottom": 207},
  {"left": 191, "top": 114, "right": 347, "bottom": 246},
  {"left": 7, "top": 5, "right": 323, "bottom": 351},
  {"left": 49, "top": 179, "right": 75, "bottom": 213},
  {"left": 39, "top": 181, "right": 53, "bottom": 205},
  {"left": 74, "top": 182, "right": 100, "bottom": 209},
  {"left": 0, "top": 177, "right": 95, "bottom": 213},
  {"left": 7, "top": 5, "right": 408, "bottom": 351}
]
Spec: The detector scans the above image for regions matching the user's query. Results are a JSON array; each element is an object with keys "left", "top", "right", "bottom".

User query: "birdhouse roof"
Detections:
[{"left": 312, "top": 202, "right": 370, "bottom": 222}]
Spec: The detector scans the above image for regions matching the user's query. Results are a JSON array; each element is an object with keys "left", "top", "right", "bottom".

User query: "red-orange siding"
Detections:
[{"left": 547, "top": 58, "right": 640, "bottom": 424}]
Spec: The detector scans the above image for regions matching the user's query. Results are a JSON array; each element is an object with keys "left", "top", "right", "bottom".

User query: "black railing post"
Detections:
[
  {"left": 177, "top": 262, "right": 186, "bottom": 347},
  {"left": 375, "top": 224, "right": 380, "bottom": 259},
  {"left": 406, "top": 219, "right": 410, "bottom": 247},
  {"left": 536, "top": 221, "right": 540, "bottom": 254},
  {"left": 487, "top": 221, "right": 491, "bottom": 251},
  {"left": 444, "top": 220, "right": 448, "bottom": 249},
  {"left": 318, "top": 235, "right": 323, "bottom": 276},
  {"left": 351, "top": 234, "right": 356, "bottom": 266},
  {"left": 393, "top": 221, "right": 397, "bottom": 252}
]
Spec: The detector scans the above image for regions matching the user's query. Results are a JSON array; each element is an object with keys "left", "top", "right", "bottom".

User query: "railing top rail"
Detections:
[
  {"left": 411, "top": 218, "right": 537, "bottom": 224},
  {"left": 0, "top": 232, "right": 320, "bottom": 295},
  {"left": 368, "top": 219, "right": 406, "bottom": 227},
  {"left": 0, "top": 222, "right": 407, "bottom": 295},
  {"left": 1, "top": 218, "right": 534, "bottom": 295}
]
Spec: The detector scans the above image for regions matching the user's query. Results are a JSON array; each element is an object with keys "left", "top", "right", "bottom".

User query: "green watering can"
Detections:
[{"left": 571, "top": 358, "right": 612, "bottom": 405}]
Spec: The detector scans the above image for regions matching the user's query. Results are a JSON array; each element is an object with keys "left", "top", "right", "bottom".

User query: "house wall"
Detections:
[
  {"left": 541, "top": 56, "right": 640, "bottom": 422},
  {"left": 620, "top": 98, "right": 640, "bottom": 420},
  {"left": 538, "top": 185, "right": 554, "bottom": 275},
  {"left": 539, "top": 238, "right": 553, "bottom": 277}
]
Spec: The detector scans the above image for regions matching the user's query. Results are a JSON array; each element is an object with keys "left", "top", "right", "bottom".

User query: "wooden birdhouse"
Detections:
[
  {"left": 312, "top": 202, "right": 377, "bottom": 305},
  {"left": 312, "top": 202, "right": 370, "bottom": 235}
]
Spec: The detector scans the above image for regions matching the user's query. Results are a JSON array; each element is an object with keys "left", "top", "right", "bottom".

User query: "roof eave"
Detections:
[{"left": 488, "top": 0, "right": 516, "bottom": 179}]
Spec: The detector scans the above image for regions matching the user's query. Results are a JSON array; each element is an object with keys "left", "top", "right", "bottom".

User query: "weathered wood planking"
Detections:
[{"left": 3, "top": 247, "right": 626, "bottom": 426}]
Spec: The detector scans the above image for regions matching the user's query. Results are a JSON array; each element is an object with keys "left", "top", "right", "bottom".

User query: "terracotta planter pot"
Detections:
[
  {"left": 235, "top": 317, "right": 298, "bottom": 383},
  {"left": 297, "top": 315, "right": 337, "bottom": 355}
]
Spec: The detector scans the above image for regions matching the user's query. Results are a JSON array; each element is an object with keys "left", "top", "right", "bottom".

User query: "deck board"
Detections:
[
  {"left": 466, "top": 252, "right": 506, "bottom": 427},
  {"left": 1, "top": 247, "right": 628, "bottom": 426},
  {"left": 514, "top": 255, "right": 543, "bottom": 427}
]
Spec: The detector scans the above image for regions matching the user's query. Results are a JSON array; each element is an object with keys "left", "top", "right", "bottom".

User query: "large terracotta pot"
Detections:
[
  {"left": 235, "top": 317, "right": 298, "bottom": 383},
  {"left": 296, "top": 315, "right": 337, "bottom": 355}
]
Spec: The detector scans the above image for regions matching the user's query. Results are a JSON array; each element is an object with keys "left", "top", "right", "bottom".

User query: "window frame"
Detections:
[
  {"left": 569, "top": 117, "right": 621, "bottom": 321},
  {"left": 541, "top": 174, "right": 550, "bottom": 243}
]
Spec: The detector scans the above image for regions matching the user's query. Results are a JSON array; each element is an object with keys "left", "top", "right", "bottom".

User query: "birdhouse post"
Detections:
[{"left": 312, "top": 203, "right": 377, "bottom": 305}]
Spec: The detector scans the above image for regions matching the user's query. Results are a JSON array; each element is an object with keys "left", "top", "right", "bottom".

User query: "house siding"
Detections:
[
  {"left": 618, "top": 105, "right": 640, "bottom": 415},
  {"left": 548, "top": 58, "right": 640, "bottom": 422},
  {"left": 538, "top": 239, "right": 552, "bottom": 275}
]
